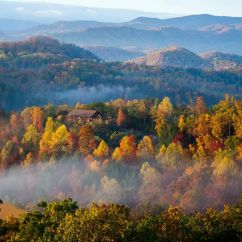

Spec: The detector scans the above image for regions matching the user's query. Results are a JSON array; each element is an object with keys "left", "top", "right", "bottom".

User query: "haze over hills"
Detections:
[
  {"left": 127, "top": 46, "right": 242, "bottom": 71},
  {"left": 85, "top": 46, "right": 144, "bottom": 62},
  {"left": 3, "top": 14, "right": 241, "bottom": 55},
  {"left": 15, "top": 14, "right": 242, "bottom": 33},
  {"left": 49, "top": 25, "right": 242, "bottom": 54},
  {"left": 0, "top": 18, "right": 39, "bottom": 33},
  {"left": 145, "top": 14, "right": 242, "bottom": 30},
  {"left": 20, "top": 20, "right": 112, "bottom": 35},
  {"left": 0, "top": 2, "right": 242, "bottom": 57}
]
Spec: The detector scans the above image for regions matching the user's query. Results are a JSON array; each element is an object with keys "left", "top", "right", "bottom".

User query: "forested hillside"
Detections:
[
  {"left": 0, "top": 96, "right": 242, "bottom": 211},
  {"left": 0, "top": 37, "right": 242, "bottom": 111},
  {"left": 128, "top": 46, "right": 242, "bottom": 71}
]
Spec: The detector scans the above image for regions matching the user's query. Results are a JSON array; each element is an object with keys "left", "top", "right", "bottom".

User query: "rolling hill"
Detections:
[
  {"left": 0, "top": 36, "right": 99, "bottom": 60},
  {"left": 128, "top": 47, "right": 242, "bottom": 71},
  {"left": 127, "top": 47, "right": 209, "bottom": 69},
  {"left": 200, "top": 51, "right": 242, "bottom": 70}
]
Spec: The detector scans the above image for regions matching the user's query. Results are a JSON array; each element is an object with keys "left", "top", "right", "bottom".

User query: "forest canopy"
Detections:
[
  {"left": 0, "top": 96, "right": 241, "bottom": 213},
  {"left": 0, "top": 198, "right": 241, "bottom": 241}
]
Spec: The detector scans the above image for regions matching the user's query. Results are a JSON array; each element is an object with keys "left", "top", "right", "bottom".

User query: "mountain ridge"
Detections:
[{"left": 3, "top": 14, "right": 242, "bottom": 55}]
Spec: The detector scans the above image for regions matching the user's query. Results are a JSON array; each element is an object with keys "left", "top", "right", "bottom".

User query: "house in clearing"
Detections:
[{"left": 67, "top": 109, "right": 102, "bottom": 122}]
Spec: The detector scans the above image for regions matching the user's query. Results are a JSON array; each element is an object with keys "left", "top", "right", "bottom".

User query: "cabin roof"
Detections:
[{"left": 67, "top": 109, "right": 101, "bottom": 118}]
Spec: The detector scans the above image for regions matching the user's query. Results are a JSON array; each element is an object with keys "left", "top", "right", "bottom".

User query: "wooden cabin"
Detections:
[{"left": 67, "top": 109, "right": 102, "bottom": 122}]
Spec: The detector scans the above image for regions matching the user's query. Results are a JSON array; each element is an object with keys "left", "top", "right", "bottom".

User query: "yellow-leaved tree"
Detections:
[
  {"left": 112, "top": 147, "right": 122, "bottom": 162},
  {"left": 112, "top": 135, "right": 137, "bottom": 163},
  {"left": 50, "top": 125, "right": 70, "bottom": 156},
  {"left": 39, "top": 117, "right": 55, "bottom": 158},
  {"left": 137, "top": 136, "right": 155, "bottom": 161},
  {"left": 93, "top": 140, "right": 110, "bottom": 161}
]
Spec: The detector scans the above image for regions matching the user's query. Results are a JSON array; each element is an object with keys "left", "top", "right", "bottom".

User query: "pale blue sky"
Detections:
[{"left": 8, "top": 0, "right": 242, "bottom": 16}]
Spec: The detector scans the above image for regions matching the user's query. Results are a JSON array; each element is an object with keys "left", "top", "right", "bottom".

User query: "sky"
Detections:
[{"left": 7, "top": 0, "right": 242, "bottom": 16}]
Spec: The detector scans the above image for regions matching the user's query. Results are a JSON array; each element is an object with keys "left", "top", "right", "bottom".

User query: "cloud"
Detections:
[
  {"left": 86, "top": 9, "right": 97, "bottom": 16},
  {"left": 50, "top": 10, "right": 63, "bottom": 16},
  {"left": 16, "top": 6, "right": 25, "bottom": 12},
  {"left": 33, "top": 9, "right": 63, "bottom": 17}
]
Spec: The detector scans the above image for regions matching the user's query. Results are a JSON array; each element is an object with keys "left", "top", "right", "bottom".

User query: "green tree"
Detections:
[
  {"left": 155, "top": 97, "right": 175, "bottom": 144},
  {"left": 56, "top": 204, "right": 131, "bottom": 242}
]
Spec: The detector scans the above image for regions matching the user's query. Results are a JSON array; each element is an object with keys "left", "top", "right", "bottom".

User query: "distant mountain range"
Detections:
[
  {"left": 1, "top": 7, "right": 242, "bottom": 57},
  {"left": 127, "top": 47, "right": 242, "bottom": 71},
  {"left": 16, "top": 14, "right": 242, "bottom": 33},
  {"left": 132, "top": 14, "right": 242, "bottom": 30},
  {"left": 2, "top": 14, "right": 240, "bottom": 55},
  {"left": 50, "top": 25, "right": 242, "bottom": 55}
]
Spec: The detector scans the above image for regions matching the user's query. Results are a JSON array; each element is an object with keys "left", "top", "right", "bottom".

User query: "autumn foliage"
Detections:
[{"left": 0, "top": 96, "right": 241, "bottom": 213}]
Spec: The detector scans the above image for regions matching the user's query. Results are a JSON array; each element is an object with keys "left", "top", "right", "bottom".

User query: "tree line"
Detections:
[{"left": 0, "top": 197, "right": 241, "bottom": 241}]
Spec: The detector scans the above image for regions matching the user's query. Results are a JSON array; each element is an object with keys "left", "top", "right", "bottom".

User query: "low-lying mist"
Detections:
[
  {"left": 0, "top": 158, "right": 241, "bottom": 212},
  {"left": 52, "top": 85, "right": 138, "bottom": 104}
]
